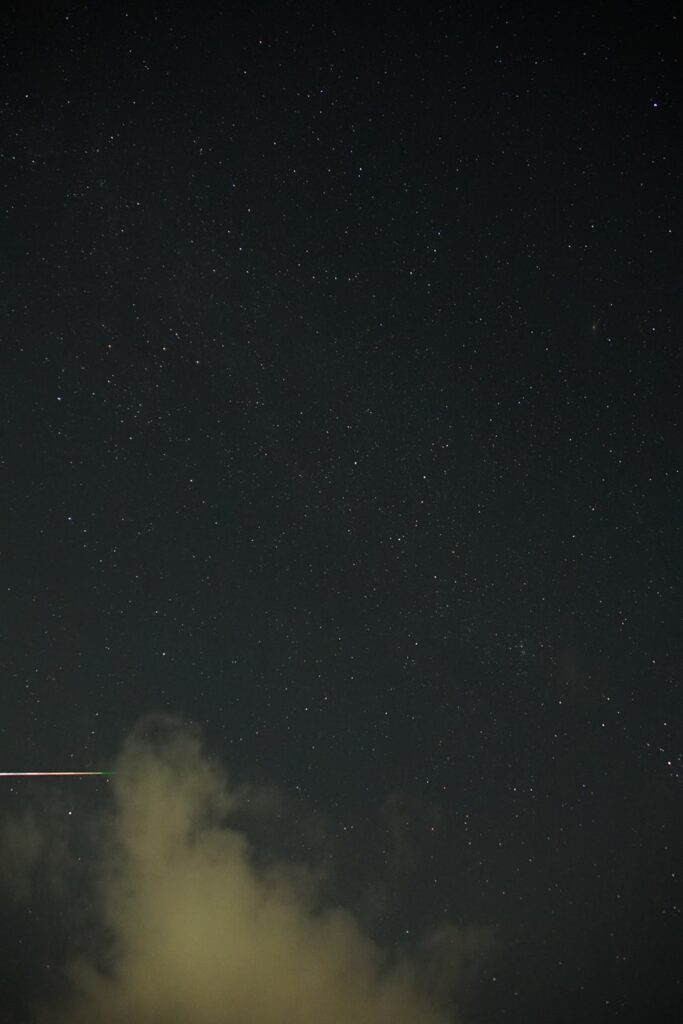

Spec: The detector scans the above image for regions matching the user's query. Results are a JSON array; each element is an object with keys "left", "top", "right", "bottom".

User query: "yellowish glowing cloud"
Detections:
[{"left": 3, "top": 718, "right": 488, "bottom": 1024}]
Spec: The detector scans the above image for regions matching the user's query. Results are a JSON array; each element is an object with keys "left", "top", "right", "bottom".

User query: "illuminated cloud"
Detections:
[{"left": 2, "top": 717, "right": 488, "bottom": 1024}]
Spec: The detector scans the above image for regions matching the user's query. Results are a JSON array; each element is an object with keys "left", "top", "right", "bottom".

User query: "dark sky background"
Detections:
[{"left": 1, "top": 3, "right": 681, "bottom": 1022}]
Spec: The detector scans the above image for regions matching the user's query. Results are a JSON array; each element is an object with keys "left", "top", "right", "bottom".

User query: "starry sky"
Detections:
[{"left": 1, "top": 3, "right": 681, "bottom": 1022}]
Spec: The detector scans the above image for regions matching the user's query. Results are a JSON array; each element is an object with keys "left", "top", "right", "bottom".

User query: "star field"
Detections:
[{"left": 1, "top": 4, "right": 681, "bottom": 1022}]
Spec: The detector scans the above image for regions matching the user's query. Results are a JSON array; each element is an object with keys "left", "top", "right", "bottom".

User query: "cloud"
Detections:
[{"left": 1, "top": 717, "right": 485, "bottom": 1024}]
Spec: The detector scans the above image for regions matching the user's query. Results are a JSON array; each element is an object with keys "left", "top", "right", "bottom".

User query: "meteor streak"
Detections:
[{"left": 0, "top": 771, "right": 114, "bottom": 777}]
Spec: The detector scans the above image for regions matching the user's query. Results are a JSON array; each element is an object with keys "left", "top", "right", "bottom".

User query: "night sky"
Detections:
[{"left": 1, "top": 3, "right": 681, "bottom": 1022}]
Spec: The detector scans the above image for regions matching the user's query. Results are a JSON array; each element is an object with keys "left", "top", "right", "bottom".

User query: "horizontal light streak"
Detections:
[{"left": 0, "top": 771, "right": 114, "bottom": 777}]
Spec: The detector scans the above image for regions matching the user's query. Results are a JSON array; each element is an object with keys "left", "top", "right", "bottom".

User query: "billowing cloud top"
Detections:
[{"left": 2, "top": 718, "right": 480, "bottom": 1024}]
